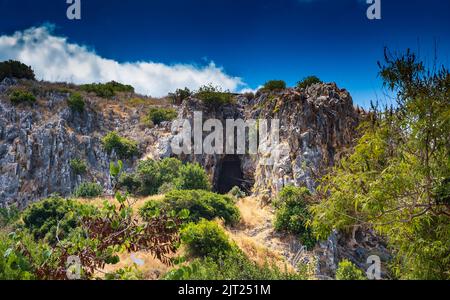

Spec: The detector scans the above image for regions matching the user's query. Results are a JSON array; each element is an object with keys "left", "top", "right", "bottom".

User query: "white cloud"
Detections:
[
  {"left": 0, "top": 25, "right": 246, "bottom": 97},
  {"left": 239, "top": 86, "right": 263, "bottom": 94}
]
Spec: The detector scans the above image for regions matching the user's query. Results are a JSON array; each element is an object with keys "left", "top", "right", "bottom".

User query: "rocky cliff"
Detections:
[
  {"left": 0, "top": 78, "right": 165, "bottom": 207},
  {"left": 1, "top": 77, "right": 385, "bottom": 278},
  {"left": 0, "top": 78, "right": 360, "bottom": 208},
  {"left": 152, "top": 82, "right": 359, "bottom": 200}
]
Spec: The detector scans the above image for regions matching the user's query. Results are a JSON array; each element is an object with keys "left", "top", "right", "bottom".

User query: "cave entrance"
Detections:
[{"left": 216, "top": 155, "right": 244, "bottom": 194}]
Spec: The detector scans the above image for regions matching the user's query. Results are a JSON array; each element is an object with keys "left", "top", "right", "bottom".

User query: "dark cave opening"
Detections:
[{"left": 215, "top": 155, "right": 245, "bottom": 194}]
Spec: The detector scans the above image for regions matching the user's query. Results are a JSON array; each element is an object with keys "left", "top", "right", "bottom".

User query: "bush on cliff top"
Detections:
[
  {"left": 80, "top": 81, "right": 134, "bottom": 98},
  {"left": 169, "top": 87, "right": 192, "bottom": 105},
  {"left": 0, "top": 60, "right": 35, "bottom": 81},
  {"left": 297, "top": 76, "right": 322, "bottom": 89},
  {"left": 196, "top": 84, "right": 233, "bottom": 106},
  {"left": 262, "top": 80, "right": 286, "bottom": 92}
]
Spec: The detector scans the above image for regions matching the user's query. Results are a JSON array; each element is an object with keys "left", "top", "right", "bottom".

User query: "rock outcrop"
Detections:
[
  {"left": 0, "top": 79, "right": 156, "bottom": 207},
  {"left": 1, "top": 77, "right": 391, "bottom": 279},
  {"left": 152, "top": 82, "right": 359, "bottom": 199},
  {"left": 0, "top": 79, "right": 360, "bottom": 207}
]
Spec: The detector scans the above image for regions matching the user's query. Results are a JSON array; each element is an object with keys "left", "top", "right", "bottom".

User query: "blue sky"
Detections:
[{"left": 0, "top": 0, "right": 449, "bottom": 107}]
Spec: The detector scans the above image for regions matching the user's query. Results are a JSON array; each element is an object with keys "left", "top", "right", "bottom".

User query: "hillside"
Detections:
[
  {"left": 2, "top": 52, "right": 447, "bottom": 281},
  {"left": 0, "top": 76, "right": 367, "bottom": 279},
  {"left": 0, "top": 77, "right": 359, "bottom": 206}
]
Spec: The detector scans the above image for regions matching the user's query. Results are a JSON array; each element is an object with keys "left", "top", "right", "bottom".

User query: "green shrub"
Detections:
[
  {"left": 0, "top": 60, "right": 35, "bottom": 81},
  {"left": 262, "top": 80, "right": 286, "bottom": 91},
  {"left": 181, "top": 220, "right": 235, "bottom": 259},
  {"left": 273, "top": 186, "right": 316, "bottom": 249},
  {"left": 146, "top": 107, "right": 177, "bottom": 125},
  {"left": 119, "top": 158, "right": 211, "bottom": 196},
  {"left": 158, "top": 182, "right": 176, "bottom": 194},
  {"left": 118, "top": 172, "right": 141, "bottom": 193},
  {"left": 297, "top": 76, "right": 322, "bottom": 89},
  {"left": 102, "top": 131, "right": 139, "bottom": 159},
  {"left": 165, "top": 250, "right": 308, "bottom": 280},
  {"left": 229, "top": 186, "right": 245, "bottom": 199},
  {"left": 134, "top": 159, "right": 163, "bottom": 195},
  {"left": 0, "top": 206, "right": 20, "bottom": 227},
  {"left": 121, "top": 158, "right": 209, "bottom": 195},
  {"left": 73, "top": 182, "right": 103, "bottom": 198},
  {"left": 119, "top": 158, "right": 209, "bottom": 196},
  {"left": 141, "top": 190, "right": 240, "bottom": 225},
  {"left": 80, "top": 81, "right": 134, "bottom": 98},
  {"left": 123, "top": 158, "right": 183, "bottom": 196},
  {"left": 105, "top": 266, "right": 144, "bottom": 280},
  {"left": 169, "top": 87, "right": 192, "bottom": 105},
  {"left": 335, "top": 260, "right": 367, "bottom": 280},
  {"left": 158, "top": 158, "right": 183, "bottom": 183},
  {"left": 0, "top": 232, "right": 36, "bottom": 280},
  {"left": 21, "top": 196, "right": 91, "bottom": 244},
  {"left": 69, "top": 158, "right": 87, "bottom": 175},
  {"left": 175, "top": 163, "right": 211, "bottom": 191},
  {"left": 196, "top": 84, "right": 233, "bottom": 106},
  {"left": 67, "top": 93, "right": 85, "bottom": 113},
  {"left": 9, "top": 89, "right": 36, "bottom": 105}
]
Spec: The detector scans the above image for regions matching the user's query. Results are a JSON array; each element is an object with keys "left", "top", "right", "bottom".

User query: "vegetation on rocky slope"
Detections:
[
  {"left": 1, "top": 49, "right": 448, "bottom": 280},
  {"left": 0, "top": 60, "right": 35, "bottom": 82},
  {"left": 311, "top": 50, "right": 450, "bottom": 279}
]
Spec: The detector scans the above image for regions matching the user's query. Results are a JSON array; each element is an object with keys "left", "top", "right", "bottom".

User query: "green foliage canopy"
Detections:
[
  {"left": 0, "top": 60, "right": 35, "bottom": 81},
  {"left": 311, "top": 49, "right": 450, "bottom": 279}
]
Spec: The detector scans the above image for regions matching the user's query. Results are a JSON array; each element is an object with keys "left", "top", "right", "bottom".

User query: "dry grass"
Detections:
[
  {"left": 224, "top": 197, "right": 296, "bottom": 271},
  {"left": 100, "top": 251, "right": 174, "bottom": 280},
  {"left": 227, "top": 230, "right": 293, "bottom": 270},
  {"left": 235, "top": 196, "right": 273, "bottom": 229}
]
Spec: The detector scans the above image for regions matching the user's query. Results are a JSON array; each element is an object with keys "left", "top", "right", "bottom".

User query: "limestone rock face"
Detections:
[
  {"left": 0, "top": 79, "right": 359, "bottom": 207},
  {"left": 0, "top": 78, "right": 389, "bottom": 279},
  {"left": 0, "top": 79, "right": 152, "bottom": 208},
  {"left": 250, "top": 83, "right": 359, "bottom": 197},
  {"left": 158, "top": 83, "right": 359, "bottom": 198}
]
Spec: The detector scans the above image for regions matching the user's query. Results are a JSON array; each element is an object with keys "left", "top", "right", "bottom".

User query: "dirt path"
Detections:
[{"left": 227, "top": 196, "right": 309, "bottom": 270}]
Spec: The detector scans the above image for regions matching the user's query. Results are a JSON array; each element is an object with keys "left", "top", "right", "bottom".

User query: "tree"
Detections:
[{"left": 311, "top": 49, "right": 450, "bottom": 279}]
